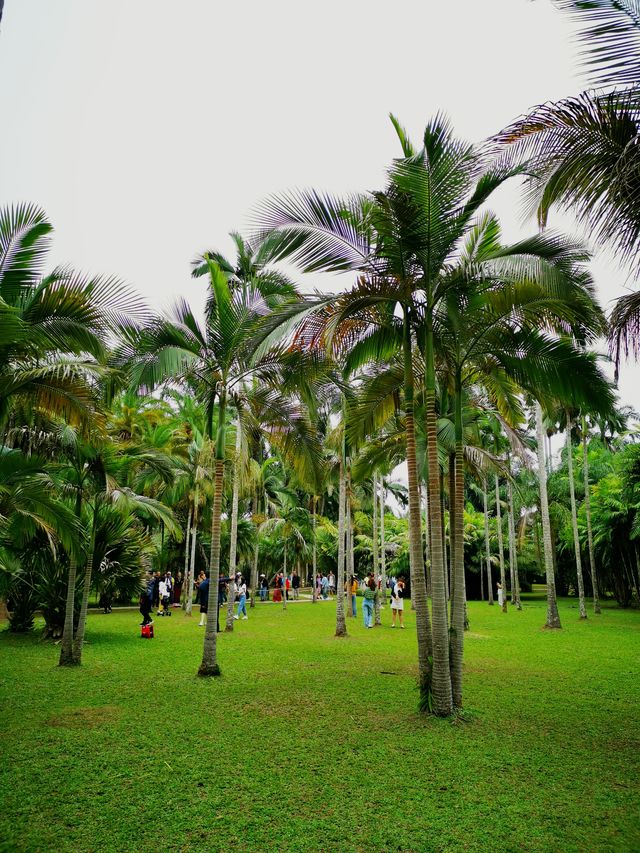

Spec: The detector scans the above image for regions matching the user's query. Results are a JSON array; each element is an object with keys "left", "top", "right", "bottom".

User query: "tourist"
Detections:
[
  {"left": 234, "top": 576, "right": 248, "bottom": 620},
  {"left": 259, "top": 573, "right": 268, "bottom": 602},
  {"left": 139, "top": 572, "right": 154, "bottom": 626},
  {"left": 292, "top": 570, "right": 300, "bottom": 600},
  {"left": 321, "top": 573, "right": 329, "bottom": 600},
  {"left": 285, "top": 573, "right": 291, "bottom": 601},
  {"left": 173, "top": 571, "right": 183, "bottom": 606},
  {"left": 328, "top": 571, "right": 335, "bottom": 596},
  {"left": 391, "top": 577, "right": 405, "bottom": 628},
  {"left": 152, "top": 571, "right": 161, "bottom": 609},
  {"left": 273, "top": 573, "right": 282, "bottom": 603},
  {"left": 198, "top": 573, "right": 210, "bottom": 626},
  {"left": 194, "top": 570, "right": 206, "bottom": 605},
  {"left": 164, "top": 571, "right": 173, "bottom": 605},
  {"left": 350, "top": 575, "right": 358, "bottom": 617},
  {"left": 315, "top": 574, "right": 322, "bottom": 600},
  {"left": 497, "top": 582, "right": 504, "bottom": 608},
  {"left": 363, "top": 577, "right": 378, "bottom": 628}
]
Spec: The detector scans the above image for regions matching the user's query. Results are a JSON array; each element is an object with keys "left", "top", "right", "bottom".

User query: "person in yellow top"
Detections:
[{"left": 348, "top": 575, "right": 358, "bottom": 617}]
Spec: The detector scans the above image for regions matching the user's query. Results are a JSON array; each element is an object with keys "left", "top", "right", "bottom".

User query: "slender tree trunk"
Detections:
[
  {"left": 448, "top": 453, "right": 456, "bottom": 627},
  {"left": 450, "top": 380, "right": 466, "bottom": 709},
  {"left": 225, "top": 422, "right": 242, "bottom": 632},
  {"left": 483, "top": 481, "right": 494, "bottom": 605},
  {"left": 59, "top": 554, "right": 79, "bottom": 666},
  {"left": 507, "top": 477, "right": 522, "bottom": 610},
  {"left": 335, "top": 437, "right": 347, "bottom": 637},
  {"left": 420, "top": 312, "right": 448, "bottom": 714},
  {"left": 373, "top": 474, "right": 381, "bottom": 625},
  {"left": 282, "top": 541, "right": 288, "bottom": 610},
  {"left": 582, "top": 418, "right": 601, "bottom": 614},
  {"left": 495, "top": 475, "right": 507, "bottom": 613},
  {"left": 565, "top": 413, "right": 587, "bottom": 619},
  {"left": 250, "top": 493, "right": 259, "bottom": 608},
  {"left": 312, "top": 496, "right": 318, "bottom": 603},
  {"left": 536, "top": 402, "right": 562, "bottom": 629},
  {"left": 505, "top": 462, "right": 515, "bottom": 604},
  {"left": 71, "top": 537, "right": 96, "bottom": 664},
  {"left": 186, "top": 520, "right": 198, "bottom": 616},
  {"left": 380, "top": 480, "right": 387, "bottom": 605},
  {"left": 422, "top": 482, "right": 431, "bottom": 600},
  {"left": 345, "top": 478, "right": 353, "bottom": 619},
  {"left": 199, "top": 391, "right": 227, "bottom": 677},
  {"left": 441, "top": 471, "right": 449, "bottom": 604},
  {"left": 480, "top": 552, "right": 484, "bottom": 601},
  {"left": 182, "top": 505, "right": 192, "bottom": 607}
]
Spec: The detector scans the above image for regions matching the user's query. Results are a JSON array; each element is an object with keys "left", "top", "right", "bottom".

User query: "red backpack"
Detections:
[{"left": 141, "top": 624, "right": 154, "bottom": 639}]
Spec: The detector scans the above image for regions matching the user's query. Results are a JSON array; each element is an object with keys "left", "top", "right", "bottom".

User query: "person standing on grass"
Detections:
[
  {"left": 285, "top": 573, "right": 291, "bottom": 601},
  {"left": 315, "top": 573, "right": 322, "bottom": 599},
  {"left": 194, "top": 570, "right": 205, "bottom": 605},
  {"left": 363, "top": 577, "right": 378, "bottom": 628},
  {"left": 173, "top": 571, "right": 183, "bottom": 606},
  {"left": 198, "top": 572, "right": 210, "bottom": 627},
  {"left": 292, "top": 570, "right": 300, "bottom": 600},
  {"left": 497, "top": 582, "right": 504, "bottom": 608},
  {"left": 139, "top": 572, "right": 154, "bottom": 626},
  {"left": 152, "top": 570, "right": 161, "bottom": 609},
  {"left": 328, "top": 571, "right": 335, "bottom": 596},
  {"left": 390, "top": 577, "right": 405, "bottom": 628},
  {"left": 349, "top": 575, "right": 358, "bottom": 617},
  {"left": 321, "top": 573, "right": 329, "bottom": 600},
  {"left": 259, "top": 573, "right": 268, "bottom": 602},
  {"left": 234, "top": 576, "right": 248, "bottom": 620}
]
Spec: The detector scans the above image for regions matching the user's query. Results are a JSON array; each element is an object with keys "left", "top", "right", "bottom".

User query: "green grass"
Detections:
[{"left": 1, "top": 593, "right": 639, "bottom": 853}]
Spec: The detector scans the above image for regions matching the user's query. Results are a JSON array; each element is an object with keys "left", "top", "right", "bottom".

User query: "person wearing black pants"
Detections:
[{"left": 139, "top": 573, "right": 154, "bottom": 626}]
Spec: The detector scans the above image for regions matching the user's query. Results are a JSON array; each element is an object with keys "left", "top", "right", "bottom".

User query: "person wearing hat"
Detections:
[{"left": 259, "top": 573, "right": 268, "bottom": 602}]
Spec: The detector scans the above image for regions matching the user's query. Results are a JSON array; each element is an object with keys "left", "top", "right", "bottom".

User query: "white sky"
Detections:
[{"left": 0, "top": 0, "right": 638, "bottom": 418}]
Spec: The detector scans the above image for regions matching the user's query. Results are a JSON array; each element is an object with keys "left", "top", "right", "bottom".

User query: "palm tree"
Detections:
[
  {"left": 564, "top": 412, "right": 588, "bottom": 618},
  {"left": 582, "top": 416, "right": 601, "bottom": 613},
  {"left": 536, "top": 401, "right": 562, "bottom": 629},
  {"left": 495, "top": 1, "right": 640, "bottom": 367},
  {"left": 0, "top": 203, "right": 146, "bottom": 430},
  {"left": 124, "top": 261, "right": 321, "bottom": 676}
]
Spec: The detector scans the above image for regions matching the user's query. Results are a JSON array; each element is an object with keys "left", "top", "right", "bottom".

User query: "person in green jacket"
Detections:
[{"left": 363, "top": 577, "right": 378, "bottom": 628}]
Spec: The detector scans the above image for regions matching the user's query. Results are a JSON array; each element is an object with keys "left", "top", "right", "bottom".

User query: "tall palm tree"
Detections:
[
  {"left": 495, "top": 1, "right": 640, "bottom": 368},
  {"left": 582, "top": 416, "right": 601, "bottom": 613},
  {"left": 564, "top": 411, "right": 588, "bottom": 618},
  {"left": 536, "top": 401, "right": 562, "bottom": 629},
  {"left": 124, "top": 261, "right": 321, "bottom": 676}
]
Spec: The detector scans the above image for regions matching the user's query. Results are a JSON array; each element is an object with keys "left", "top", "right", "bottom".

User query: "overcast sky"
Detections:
[{"left": 1, "top": 0, "right": 638, "bottom": 418}]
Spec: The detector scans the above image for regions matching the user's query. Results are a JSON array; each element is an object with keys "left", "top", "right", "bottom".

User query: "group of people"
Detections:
[
  {"left": 138, "top": 570, "right": 184, "bottom": 626},
  {"left": 138, "top": 564, "right": 407, "bottom": 632},
  {"left": 347, "top": 573, "right": 406, "bottom": 628}
]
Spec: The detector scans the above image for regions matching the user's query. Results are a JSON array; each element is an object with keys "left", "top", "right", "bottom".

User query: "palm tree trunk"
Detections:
[
  {"left": 495, "top": 475, "right": 507, "bottom": 613},
  {"left": 373, "top": 474, "right": 381, "bottom": 625},
  {"left": 335, "top": 436, "right": 347, "bottom": 637},
  {"left": 380, "top": 479, "right": 387, "bottom": 605},
  {"left": 565, "top": 413, "right": 587, "bottom": 619},
  {"left": 483, "top": 482, "right": 494, "bottom": 605},
  {"left": 582, "top": 417, "right": 601, "bottom": 614},
  {"left": 282, "top": 541, "right": 288, "bottom": 610},
  {"left": 250, "top": 493, "right": 259, "bottom": 609},
  {"left": 422, "top": 482, "right": 431, "bottom": 600},
  {"left": 345, "top": 468, "right": 354, "bottom": 619},
  {"left": 312, "top": 496, "right": 318, "bottom": 603},
  {"left": 416, "top": 312, "right": 445, "bottom": 713},
  {"left": 225, "top": 422, "right": 242, "bottom": 631},
  {"left": 71, "top": 537, "right": 96, "bottom": 665},
  {"left": 448, "top": 454, "right": 456, "bottom": 626},
  {"left": 507, "top": 477, "right": 522, "bottom": 610},
  {"left": 480, "top": 552, "right": 484, "bottom": 601},
  {"left": 186, "top": 520, "right": 198, "bottom": 616},
  {"left": 536, "top": 402, "right": 562, "bottom": 629},
  {"left": 182, "top": 505, "right": 192, "bottom": 607},
  {"left": 450, "top": 380, "right": 466, "bottom": 709},
  {"left": 199, "top": 391, "right": 227, "bottom": 678},
  {"left": 59, "top": 554, "right": 79, "bottom": 666}
]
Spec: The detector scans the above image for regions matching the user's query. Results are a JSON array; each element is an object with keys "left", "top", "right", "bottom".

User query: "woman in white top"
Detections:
[
  {"left": 390, "top": 578, "right": 405, "bottom": 628},
  {"left": 234, "top": 578, "right": 248, "bottom": 620}
]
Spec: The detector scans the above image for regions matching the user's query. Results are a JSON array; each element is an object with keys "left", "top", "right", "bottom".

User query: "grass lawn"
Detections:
[{"left": 1, "top": 593, "right": 639, "bottom": 853}]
